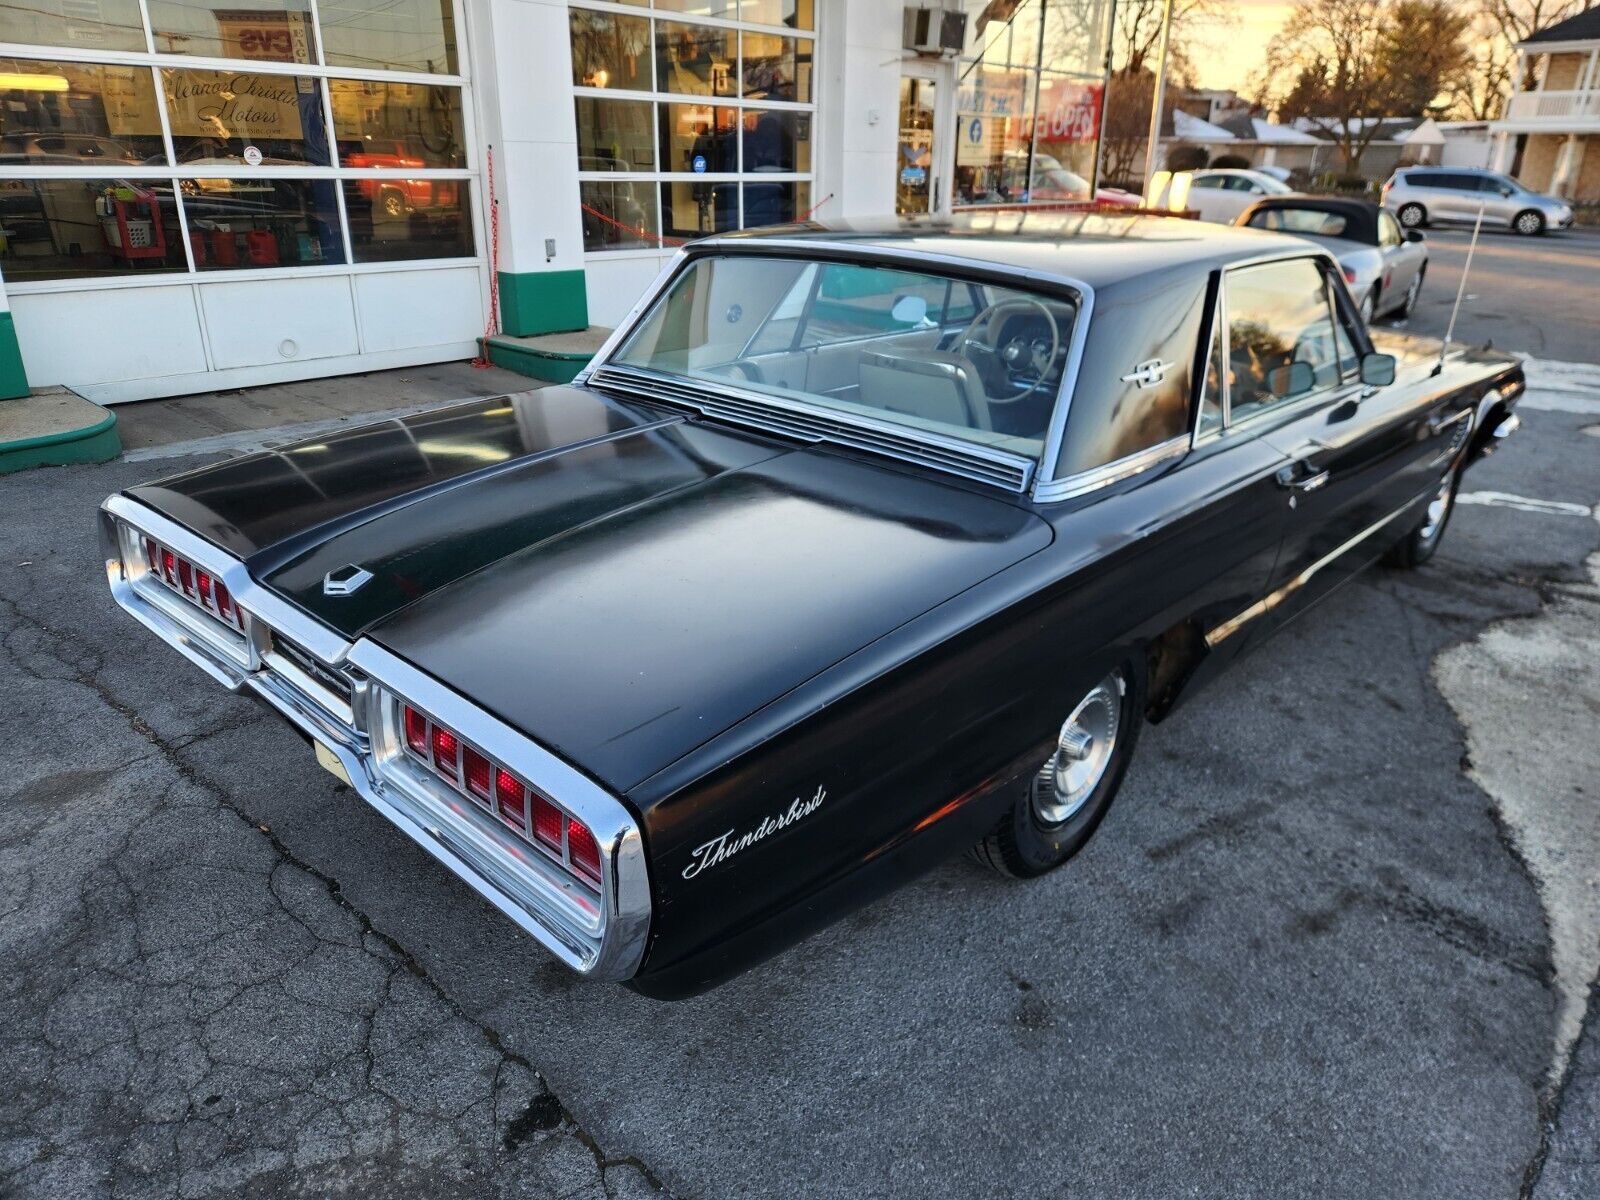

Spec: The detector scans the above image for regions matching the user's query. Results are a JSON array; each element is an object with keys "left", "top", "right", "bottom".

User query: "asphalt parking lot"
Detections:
[
  {"left": 2, "top": 256, "right": 1598, "bottom": 1197},
  {"left": 1395, "top": 224, "right": 1600, "bottom": 366}
]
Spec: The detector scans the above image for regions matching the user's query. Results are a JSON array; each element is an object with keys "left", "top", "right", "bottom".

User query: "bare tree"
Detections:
[
  {"left": 1097, "top": 0, "right": 1234, "bottom": 186},
  {"left": 1260, "top": 0, "right": 1471, "bottom": 173}
]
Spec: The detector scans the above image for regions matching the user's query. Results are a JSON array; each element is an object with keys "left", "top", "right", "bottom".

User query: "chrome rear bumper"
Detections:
[{"left": 99, "top": 496, "right": 651, "bottom": 981}]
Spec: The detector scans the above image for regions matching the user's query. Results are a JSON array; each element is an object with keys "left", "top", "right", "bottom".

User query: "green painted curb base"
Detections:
[
  {"left": 0, "top": 312, "right": 30, "bottom": 401},
  {"left": 0, "top": 410, "right": 122, "bottom": 475},
  {"left": 482, "top": 336, "right": 592, "bottom": 384},
  {"left": 498, "top": 269, "right": 588, "bottom": 337}
]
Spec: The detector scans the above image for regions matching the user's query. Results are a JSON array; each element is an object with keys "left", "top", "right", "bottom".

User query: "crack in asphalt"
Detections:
[
  {"left": 0, "top": 587, "right": 674, "bottom": 1199},
  {"left": 1424, "top": 513, "right": 1600, "bottom": 1199}
]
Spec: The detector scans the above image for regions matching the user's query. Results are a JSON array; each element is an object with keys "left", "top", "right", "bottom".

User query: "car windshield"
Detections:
[{"left": 610, "top": 255, "right": 1078, "bottom": 459}]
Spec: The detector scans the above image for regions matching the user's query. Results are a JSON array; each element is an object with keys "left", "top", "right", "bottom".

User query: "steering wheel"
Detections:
[{"left": 956, "top": 297, "right": 1062, "bottom": 404}]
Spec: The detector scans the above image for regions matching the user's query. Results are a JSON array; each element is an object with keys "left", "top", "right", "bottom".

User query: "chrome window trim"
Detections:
[
  {"left": 1032, "top": 434, "right": 1190, "bottom": 504},
  {"left": 573, "top": 248, "right": 687, "bottom": 387},
  {"left": 100, "top": 496, "right": 651, "bottom": 982},
  {"left": 582, "top": 240, "right": 1095, "bottom": 494}
]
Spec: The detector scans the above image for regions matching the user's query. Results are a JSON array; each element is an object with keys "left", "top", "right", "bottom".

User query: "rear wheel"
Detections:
[
  {"left": 971, "top": 663, "right": 1143, "bottom": 879},
  {"left": 1513, "top": 209, "right": 1545, "bottom": 237},
  {"left": 1395, "top": 266, "right": 1425, "bottom": 319},
  {"left": 1359, "top": 287, "right": 1378, "bottom": 325},
  {"left": 1397, "top": 202, "right": 1426, "bottom": 229},
  {"left": 1387, "top": 467, "right": 1459, "bottom": 568}
]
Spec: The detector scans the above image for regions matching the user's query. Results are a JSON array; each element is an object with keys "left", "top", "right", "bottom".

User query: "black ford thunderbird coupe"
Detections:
[{"left": 101, "top": 213, "right": 1523, "bottom": 998}]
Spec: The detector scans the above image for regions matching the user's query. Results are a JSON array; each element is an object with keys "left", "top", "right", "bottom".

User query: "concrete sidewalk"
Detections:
[{"left": 113, "top": 360, "right": 537, "bottom": 456}]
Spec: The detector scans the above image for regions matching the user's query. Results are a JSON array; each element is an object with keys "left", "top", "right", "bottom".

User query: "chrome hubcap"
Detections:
[
  {"left": 1420, "top": 476, "right": 1452, "bottom": 541},
  {"left": 1033, "top": 673, "right": 1122, "bottom": 827},
  {"left": 1518, "top": 214, "right": 1539, "bottom": 234}
]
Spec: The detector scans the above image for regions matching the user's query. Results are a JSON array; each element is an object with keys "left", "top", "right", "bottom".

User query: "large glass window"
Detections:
[
  {"left": 0, "top": 4, "right": 474, "bottom": 283},
  {"left": 145, "top": 0, "right": 317, "bottom": 63},
  {"left": 318, "top": 0, "right": 459, "bottom": 75},
  {"left": 162, "top": 69, "right": 330, "bottom": 166},
  {"left": 0, "top": 0, "right": 147, "bottom": 54},
  {"left": 331, "top": 80, "right": 466, "bottom": 170},
  {"left": 572, "top": 2, "right": 818, "bottom": 253},
  {"left": 184, "top": 178, "right": 344, "bottom": 270},
  {"left": 0, "top": 179, "right": 186, "bottom": 281},
  {"left": 0, "top": 58, "right": 167, "bottom": 166},
  {"left": 952, "top": 1, "right": 1115, "bottom": 209}
]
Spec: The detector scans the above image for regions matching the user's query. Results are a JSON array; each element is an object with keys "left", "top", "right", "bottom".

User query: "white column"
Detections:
[
  {"left": 1552, "top": 133, "right": 1581, "bottom": 196},
  {"left": 1490, "top": 131, "right": 1512, "bottom": 172},
  {"left": 470, "top": 0, "right": 589, "bottom": 334},
  {"left": 819, "top": 0, "right": 901, "bottom": 220}
]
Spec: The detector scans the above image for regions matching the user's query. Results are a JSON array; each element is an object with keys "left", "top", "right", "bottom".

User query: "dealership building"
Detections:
[{"left": 0, "top": 0, "right": 1124, "bottom": 406}]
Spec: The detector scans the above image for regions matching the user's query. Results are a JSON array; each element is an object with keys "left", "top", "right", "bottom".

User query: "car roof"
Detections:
[
  {"left": 702, "top": 211, "right": 1321, "bottom": 293},
  {"left": 1239, "top": 195, "right": 1382, "bottom": 243}
]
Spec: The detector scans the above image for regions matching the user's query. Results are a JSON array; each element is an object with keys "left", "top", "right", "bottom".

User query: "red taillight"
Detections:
[
  {"left": 431, "top": 725, "right": 459, "bottom": 776},
  {"left": 1342, "top": 266, "right": 1357, "bottom": 284},
  {"left": 403, "top": 705, "right": 428, "bottom": 755},
  {"left": 463, "top": 747, "right": 491, "bottom": 800},
  {"left": 567, "top": 818, "right": 601, "bottom": 882},
  {"left": 196, "top": 570, "right": 213, "bottom": 608},
  {"left": 494, "top": 768, "right": 527, "bottom": 830},
  {"left": 177, "top": 559, "right": 193, "bottom": 594},
  {"left": 214, "top": 580, "right": 234, "bottom": 623},
  {"left": 160, "top": 548, "right": 177, "bottom": 583},
  {"left": 532, "top": 793, "right": 562, "bottom": 851},
  {"left": 143, "top": 536, "right": 159, "bottom": 571}
]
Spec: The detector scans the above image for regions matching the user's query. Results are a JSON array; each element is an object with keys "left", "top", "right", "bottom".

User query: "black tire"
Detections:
[
  {"left": 1359, "top": 286, "right": 1379, "bottom": 325},
  {"left": 1397, "top": 202, "right": 1426, "bottom": 229},
  {"left": 1513, "top": 209, "right": 1545, "bottom": 237},
  {"left": 1387, "top": 466, "right": 1459, "bottom": 568},
  {"left": 1395, "top": 264, "right": 1425, "bottom": 319},
  {"left": 970, "top": 661, "right": 1144, "bottom": 879}
]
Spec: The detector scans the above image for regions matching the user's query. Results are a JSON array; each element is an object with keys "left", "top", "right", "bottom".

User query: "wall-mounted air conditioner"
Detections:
[{"left": 903, "top": 7, "right": 967, "bottom": 57}]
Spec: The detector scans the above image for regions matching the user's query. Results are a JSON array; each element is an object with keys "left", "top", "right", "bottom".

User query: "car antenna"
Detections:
[{"left": 1433, "top": 198, "right": 1486, "bottom": 377}]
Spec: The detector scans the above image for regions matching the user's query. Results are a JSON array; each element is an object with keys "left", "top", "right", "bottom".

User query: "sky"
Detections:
[{"left": 1183, "top": 0, "right": 1296, "bottom": 94}]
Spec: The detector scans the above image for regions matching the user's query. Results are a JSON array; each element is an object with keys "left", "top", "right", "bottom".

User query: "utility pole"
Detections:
[{"left": 1141, "top": 0, "right": 1175, "bottom": 200}]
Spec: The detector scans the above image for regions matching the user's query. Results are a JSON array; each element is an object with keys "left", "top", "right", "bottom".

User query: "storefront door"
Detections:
[{"left": 896, "top": 63, "right": 953, "bottom": 216}]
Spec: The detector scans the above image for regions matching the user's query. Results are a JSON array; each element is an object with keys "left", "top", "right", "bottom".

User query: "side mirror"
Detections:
[
  {"left": 1498, "top": 186, "right": 1514, "bottom": 197},
  {"left": 1404, "top": 229, "right": 1425, "bottom": 244},
  {"left": 1267, "top": 359, "right": 1315, "bottom": 399},
  {"left": 1359, "top": 352, "right": 1396, "bottom": 387},
  {"left": 890, "top": 294, "right": 930, "bottom": 325}
]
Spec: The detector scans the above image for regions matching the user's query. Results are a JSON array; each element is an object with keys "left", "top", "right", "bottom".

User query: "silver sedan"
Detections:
[{"left": 1236, "top": 196, "right": 1429, "bottom": 324}]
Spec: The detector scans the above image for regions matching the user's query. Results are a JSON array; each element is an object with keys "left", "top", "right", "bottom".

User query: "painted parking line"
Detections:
[{"left": 1457, "top": 491, "right": 1594, "bottom": 519}]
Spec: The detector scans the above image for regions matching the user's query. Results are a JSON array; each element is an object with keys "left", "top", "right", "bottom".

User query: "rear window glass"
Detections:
[
  {"left": 613, "top": 255, "right": 1078, "bottom": 460},
  {"left": 1247, "top": 208, "right": 1349, "bottom": 238}
]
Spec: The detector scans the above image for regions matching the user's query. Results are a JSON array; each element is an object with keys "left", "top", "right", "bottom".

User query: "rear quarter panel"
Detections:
[{"left": 627, "top": 438, "right": 1291, "bottom": 998}]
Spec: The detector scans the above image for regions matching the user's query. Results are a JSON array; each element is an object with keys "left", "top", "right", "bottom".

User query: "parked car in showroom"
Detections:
[
  {"left": 1237, "top": 195, "right": 1428, "bottom": 324},
  {"left": 1382, "top": 166, "right": 1574, "bottom": 235},
  {"left": 1151, "top": 167, "right": 1295, "bottom": 223},
  {"left": 101, "top": 214, "right": 1523, "bottom": 998}
]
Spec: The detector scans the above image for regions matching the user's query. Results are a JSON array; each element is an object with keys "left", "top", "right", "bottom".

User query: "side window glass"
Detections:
[
  {"left": 1198, "top": 307, "right": 1225, "bottom": 437},
  {"left": 1378, "top": 212, "right": 1402, "bottom": 247},
  {"left": 1224, "top": 259, "right": 1344, "bottom": 420}
]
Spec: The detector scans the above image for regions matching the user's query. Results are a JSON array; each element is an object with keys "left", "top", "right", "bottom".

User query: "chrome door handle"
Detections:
[
  {"left": 1428, "top": 408, "right": 1471, "bottom": 436},
  {"left": 1276, "top": 464, "right": 1330, "bottom": 493}
]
